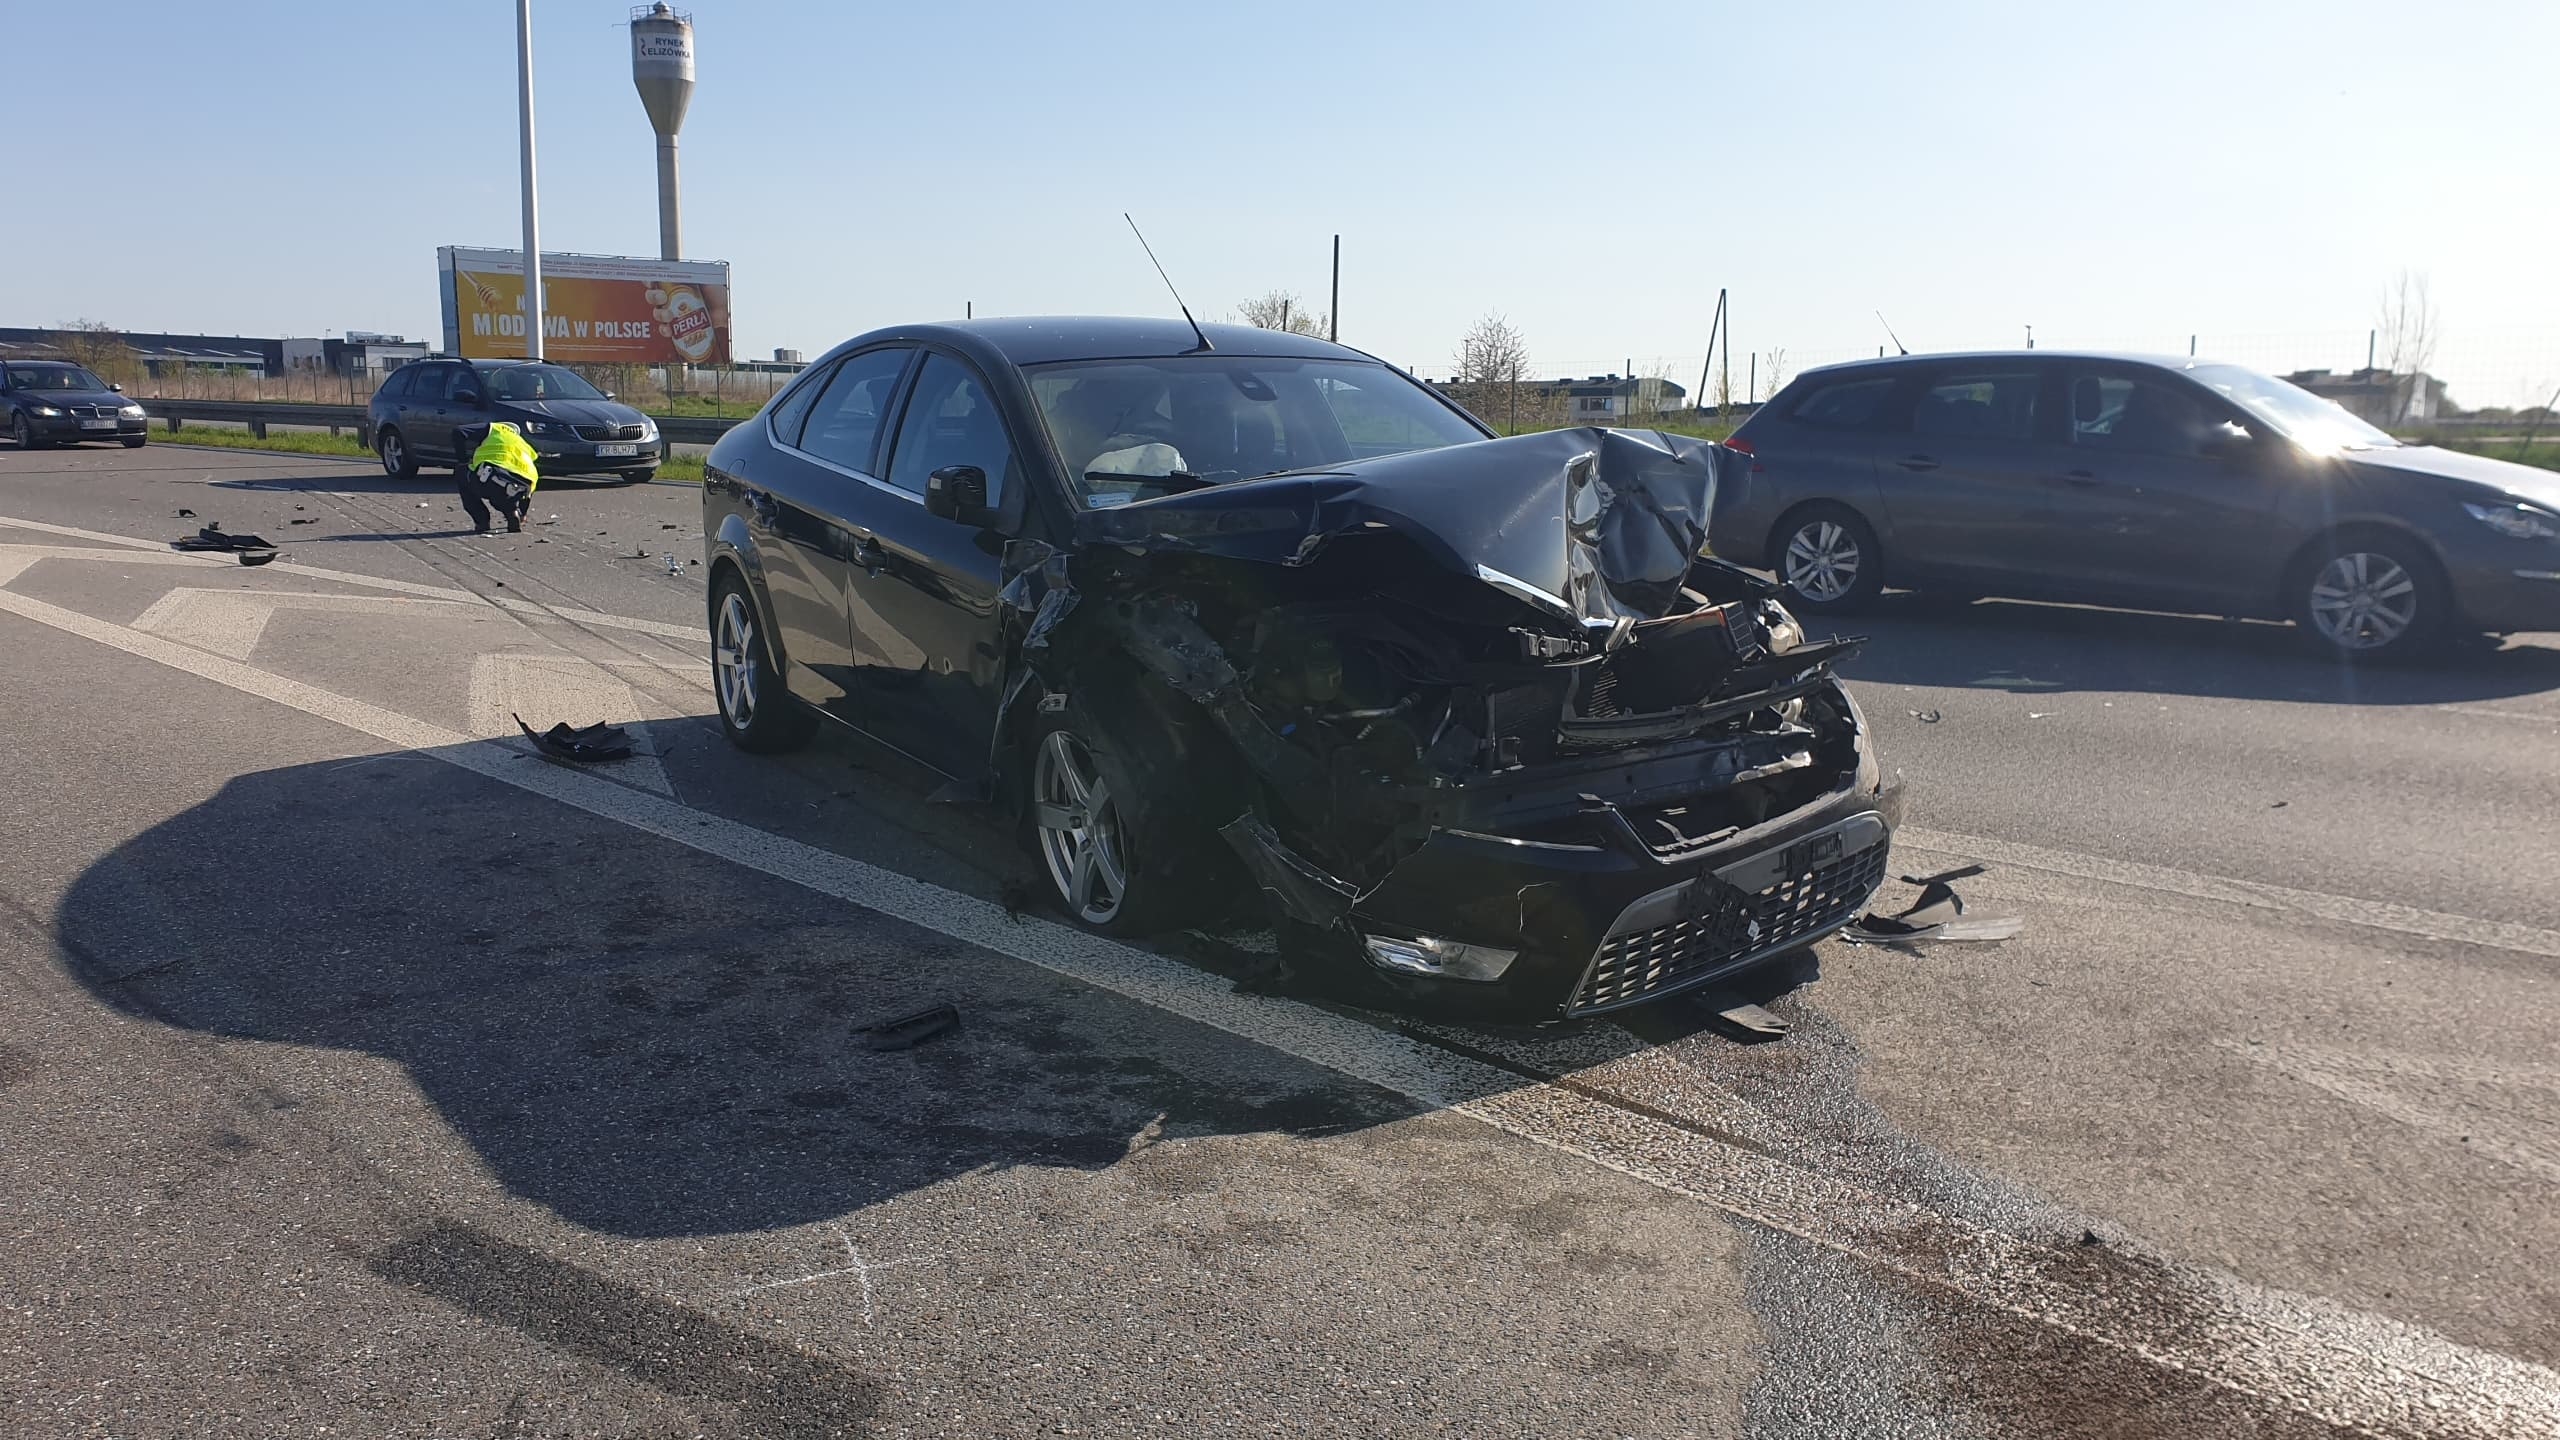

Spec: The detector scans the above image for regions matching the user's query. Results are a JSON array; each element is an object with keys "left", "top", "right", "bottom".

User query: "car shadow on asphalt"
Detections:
[
  {"left": 1825, "top": 592, "right": 2560, "bottom": 705},
  {"left": 52, "top": 734, "right": 1736, "bottom": 1240}
]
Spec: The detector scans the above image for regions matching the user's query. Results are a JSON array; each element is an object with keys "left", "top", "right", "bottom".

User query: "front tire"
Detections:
[
  {"left": 1772, "top": 503, "right": 1885, "bottom": 614},
  {"left": 13, "top": 414, "right": 45, "bottom": 450},
  {"left": 710, "top": 576, "right": 815, "bottom": 753},
  {"left": 621, "top": 468, "right": 657, "bottom": 484},
  {"left": 2291, "top": 532, "right": 2445, "bottom": 661},
  {"left": 1026, "top": 691, "right": 1235, "bottom": 937},
  {"left": 121, "top": 436, "right": 147, "bottom": 449},
  {"left": 377, "top": 425, "right": 418, "bottom": 478}
]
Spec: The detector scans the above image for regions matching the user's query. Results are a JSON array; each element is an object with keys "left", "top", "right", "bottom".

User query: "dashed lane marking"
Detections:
[
  {"left": 131, "top": 587, "right": 481, "bottom": 661},
  {"left": 1900, "top": 825, "right": 2560, "bottom": 961},
  {"left": 0, "top": 515, "right": 699, "bottom": 642},
  {"left": 2, "top": 580, "right": 2553, "bottom": 1439}
]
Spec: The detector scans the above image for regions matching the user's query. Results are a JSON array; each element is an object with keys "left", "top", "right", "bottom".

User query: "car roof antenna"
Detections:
[
  {"left": 1875, "top": 311, "right": 1909, "bottom": 356},
  {"left": 1124, "top": 212, "right": 1212, "bottom": 353}
]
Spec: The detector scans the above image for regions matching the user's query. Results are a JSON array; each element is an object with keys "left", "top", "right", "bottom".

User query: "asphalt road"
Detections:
[{"left": 3, "top": 441, "right": 2556, "bottom": 1439}]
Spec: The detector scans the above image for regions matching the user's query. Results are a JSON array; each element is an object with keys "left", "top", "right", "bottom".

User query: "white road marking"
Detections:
[
  {"left": 467, "top": 653, "right": 675, "bottom": 796},
  {"left": 2222, "top": 1040, "right": 2560, "bottom": 1186},
  {"left": 1, "top": 581, "right": 2553, "bottom": 1438},
  {"left": 1899, "top": 825, "right": 2560, "bottom": 960},
  {"left": 0, "top": 515, "right": 698, "bottom": 642},
  {"left": 731, "top": 1227, "right": 942, "bottom": 1326},
  {"left": 131, "top": 587, "right": 481, "bottom": 661}
]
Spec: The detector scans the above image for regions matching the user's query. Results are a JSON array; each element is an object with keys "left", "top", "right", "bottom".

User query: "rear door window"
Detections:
[
  {"left": 408, "top": 366, "right": 457, "bottom": 403},
  {"left": 1789, "top": 377, "right": 1897, "bottom": 431},
  {"left": 1912, "top": 371, "right": 2040, "bottom": 441},
  {"left": 795, "top": 348, "right": 913, "bottom": 475}
]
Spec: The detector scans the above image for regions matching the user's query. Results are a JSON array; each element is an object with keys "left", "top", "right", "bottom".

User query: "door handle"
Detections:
[
  {"left": 847, "top": 534, "right": 885, "bottom": 574},
  {"left": 1896, "top": 454, "right": 1939, "bottom": 471},
  {"left": 2052, "top": 469, "right": 2101, "bottom": 487}
]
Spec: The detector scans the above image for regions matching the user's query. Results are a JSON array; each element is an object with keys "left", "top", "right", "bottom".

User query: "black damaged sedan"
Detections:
[{"left": 702, "top": 318, "right": 1895, "bottom": 1020}]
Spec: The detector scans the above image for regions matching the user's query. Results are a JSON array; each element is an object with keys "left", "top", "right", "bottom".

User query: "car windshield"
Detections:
[
  {"left": 2185, "top": 363, "right": 2399, "bottom": 452},
  {"left": 481, "top": 364, "right": 606, "bottom": 402},
  {"left": 1025, "top": 356, "right": 1486, "bottom": 508},
  {"left": 9, "top": 364, "right": 107, "bottom": 392}
]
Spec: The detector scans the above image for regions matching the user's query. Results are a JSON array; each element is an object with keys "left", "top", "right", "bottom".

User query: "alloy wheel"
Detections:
[
  {"left": 1783, "top": 520, "right": 1862, "bottom": 603},
  {"left": 1033, "top": 729, "right": 1130, "bottom": 925},
  {"left": 713, "top": 591, "right": 760, "bottom": 729},
  {"left": 378, "top": 430, "right": 404, "bottom": 476},
  {"left": 2307, "top": 551, "right": 2419, "bottom": 651},
  {"left": 12, "top": 415, "right": 30, "bottom": 449}
]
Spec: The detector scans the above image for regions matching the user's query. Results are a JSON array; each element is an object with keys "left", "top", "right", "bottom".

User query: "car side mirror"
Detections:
[
  {"left": 924, "top": 464, "right": 995, "bottom": 527},
  {"left": 603, "top": 391, "right": 617, "bottom": 401},
  {"left": 109, "top": 382, "right": 124, "bottom": 393},
  {"left": 2199, "top": 420, "right": 2254, "bottom": 458},
  {"left": 454, "top": 390, "right": 482, "bottom": 407}
]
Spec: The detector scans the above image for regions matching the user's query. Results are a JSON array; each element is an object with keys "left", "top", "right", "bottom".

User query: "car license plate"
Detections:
[
  {"left": 81, "top": 419, "right": 116, "bottom": 430},
  {"left": 596, "top": 442, "right": 637, "bottom": 457}
]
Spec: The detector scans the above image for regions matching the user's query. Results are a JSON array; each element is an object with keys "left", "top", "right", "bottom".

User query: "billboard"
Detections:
[{"left": 437, "top": 247, "right": 731, "bottom": 364}]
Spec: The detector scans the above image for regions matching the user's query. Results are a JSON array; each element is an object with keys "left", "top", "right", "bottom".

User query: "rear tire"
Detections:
[
  {"left": 377, "top": 425, "right": 418, "bottom": 478},
  {"left": 1771, "top": 503, "right": 1885, "bottom": 614},
  {"left": 710, "top": 575, "right": 816, "bottom": 753},
  {"left": 2289, "top": 530, "right": 2446, "bottom": 662}
]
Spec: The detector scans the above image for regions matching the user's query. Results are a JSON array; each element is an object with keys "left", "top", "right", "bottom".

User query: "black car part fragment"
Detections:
[
  {"left": 514, "top": 715, "right": 636, "bottom": 763},
  {"left": 170, "top": 524, "right": 279, "bottom": 566},
  {"left": 995, "top": 426, "right": 1874, "bottom": 957},
  {"left": 1842, "top": 864, "right": 2023, "bottom": 945}
]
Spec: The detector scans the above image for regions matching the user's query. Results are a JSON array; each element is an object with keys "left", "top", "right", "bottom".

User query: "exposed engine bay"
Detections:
[{"left": 994, "top": 426, "right": 1876, "bottom": 941}]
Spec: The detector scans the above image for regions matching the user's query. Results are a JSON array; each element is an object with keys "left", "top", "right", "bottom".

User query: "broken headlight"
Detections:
[
  {"left": 2465, "top": 502, "right": 2560, "bottom": 541},
  {"left": 1359, "top": 933, "right": 1519, "bottom": 983}
]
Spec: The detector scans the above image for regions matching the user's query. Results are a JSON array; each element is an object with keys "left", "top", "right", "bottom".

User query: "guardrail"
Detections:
[{"left": 134, "top": 397, "right": 742, "bottom": 447}]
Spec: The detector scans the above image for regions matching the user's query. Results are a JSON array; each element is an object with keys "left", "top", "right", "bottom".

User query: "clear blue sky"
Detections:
[{"left": 7, "top": 1, "right": 2554, "bottom": 405}]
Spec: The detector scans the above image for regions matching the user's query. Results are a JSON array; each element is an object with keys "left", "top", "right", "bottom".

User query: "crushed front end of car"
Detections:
[{"left": 1004, "top": 426, "right": 1897, "bottom": 1021}]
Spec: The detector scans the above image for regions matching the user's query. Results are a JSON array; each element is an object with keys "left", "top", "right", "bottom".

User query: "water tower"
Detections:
[{"left": 629, "top": 3, "right": 694, "bottom": 261}]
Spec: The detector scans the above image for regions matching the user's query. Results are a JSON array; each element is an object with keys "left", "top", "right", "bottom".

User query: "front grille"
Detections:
[
  {"left": 1566, "top": 842, "right": 1888, "bottom": 1015},
  {"left": 574, "top": 423, "right": 645, "bottom": 441},
  {"left": 74, "top": 405, "right": 119, "bottom": 418}
]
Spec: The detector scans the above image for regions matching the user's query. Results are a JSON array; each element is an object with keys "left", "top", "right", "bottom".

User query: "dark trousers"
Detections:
[{"left": 459, "top": 465, "right": 532, "bottom": 532}]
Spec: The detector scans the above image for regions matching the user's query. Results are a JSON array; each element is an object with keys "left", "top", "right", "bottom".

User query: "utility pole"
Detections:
[
  {"left": 1696, "top": 288, "right": 1727, "bottom": 417},
  {"left": 516, "top": 0, "right": 544, "bottom": 360},
  {"left": 1329, "top": 235, "right": 1340, "bottom": 342}
]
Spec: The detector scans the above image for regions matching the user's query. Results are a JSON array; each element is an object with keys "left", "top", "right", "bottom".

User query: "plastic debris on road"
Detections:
[
  {"left": 513, "top": 714, "right": 635, "bottom": 763},
  {"left": 169, "top": 524, "right": 278, "bottom": 566},
  {"left": 1843, "top": 864, "right": 2023, "bottom": 945},
  {"left": 860, "top": 1002, "right": 960, "bottom": 1051}
]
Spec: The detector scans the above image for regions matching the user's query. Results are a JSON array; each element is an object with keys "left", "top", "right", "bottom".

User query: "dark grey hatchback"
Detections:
[
  {"left": 1713, "top": 353, "right": 2560, "bottom": 659},
  {"left": 701, "top": 317, "right": 1895, "bottom": 1021},
  {"left": 367, "top": 358, "right": 662, "bottom": 482}
]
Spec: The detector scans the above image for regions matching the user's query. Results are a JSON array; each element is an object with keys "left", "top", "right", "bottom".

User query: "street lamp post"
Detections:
[{"left": 517, "top": 0, "right": 544, "bottom": 360}]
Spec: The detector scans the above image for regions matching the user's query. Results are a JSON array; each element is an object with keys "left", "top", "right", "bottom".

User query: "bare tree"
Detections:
[
  {"left": 1450, "top": 312, "right": 1532, "bottom": 430},
  {"left": 1761, "top": 347, "right": 1789, "bottom": 400},
  {"left": 1234, "top": 289, "right": 1328, "bottom": 338},
  {"left": 2374, "top": 270, "right": 2439, "bottom": 425},
  {"left": 52, "top": 319, "right": 144, "bottom": 389}
]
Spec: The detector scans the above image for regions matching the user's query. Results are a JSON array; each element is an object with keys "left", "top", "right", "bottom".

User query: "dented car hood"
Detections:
[{"left": 1070, "top": 427, "right": 1725, "bottom": 626}]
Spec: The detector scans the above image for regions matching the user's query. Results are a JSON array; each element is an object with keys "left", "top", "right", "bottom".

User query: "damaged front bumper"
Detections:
[{"left": 1244, "top": 683, "right": 1898, "bottom": 1023}]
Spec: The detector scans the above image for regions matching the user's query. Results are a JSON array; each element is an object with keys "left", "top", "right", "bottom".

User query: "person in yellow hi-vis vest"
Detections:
[{"left": 454, "top": 419, "right": 542, "bottom": 534}]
